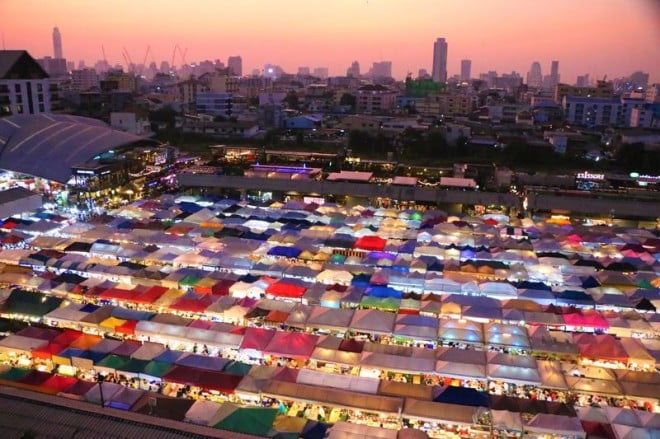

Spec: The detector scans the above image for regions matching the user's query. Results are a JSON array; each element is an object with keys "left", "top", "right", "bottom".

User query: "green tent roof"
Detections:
[
  {"left": 118, "top": 358, "right": 150, "bottom": 374},
  {"left": 360, "top": 296, "right": 400, "bottom": 312},
  {"left": 4, "top": 289, "right": 63, "bottom": 317},
  {"left": 0, "top": 367, "right": 32, "bottom": 382},
  {"left": 142, "top": 360, "right": 173, "bottom": 378},
  {"left": 222, "top": 361, "right": 252, "bottom": 376},
  {"left": 214, "top": 407, "right": 278, "bottom": 437},
  {"left": 179, "top": 275, "right": 201, "bottom": 287},
  {"left": 96, "top": 354, "right": 130, "bottom": 371}
]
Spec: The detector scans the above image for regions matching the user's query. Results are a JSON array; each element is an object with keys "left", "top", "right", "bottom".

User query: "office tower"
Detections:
[
  {"left": 227, "top": 56, "right": 242, "bottom": 76},
  {"left": 526, "top": 61, "right": 543, "bottom": 88},
  {"left": 432, "top": 38, "right": 448, "bottom": 83},
  {"left": 550, "top": 60, "right": 559, "bottom": 86},
  {"left": 347, "top": 61, "right": 360, "bottom": 78},
  {"left": 370, "top": 61, "right": 392, "bottom": 79},
  {"left": 313, "top": 67, "right": 329, "bottom": 79},
  {"left": 576, "top": 74, "right": 590, "bottom": 87},
  {"left": 53, "top": 27, "right": 62, "bottom": 59},
  {"left": 460, "top": 59, "right": 471, "bottom": 82}
]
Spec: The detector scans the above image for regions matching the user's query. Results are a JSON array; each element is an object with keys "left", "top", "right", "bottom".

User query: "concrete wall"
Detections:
[
  {"left": 177, "top": 174, "right": 520, "bottom": 208},
  {"left": 527, "top": 191, "right": 660, "bottom": 218}
]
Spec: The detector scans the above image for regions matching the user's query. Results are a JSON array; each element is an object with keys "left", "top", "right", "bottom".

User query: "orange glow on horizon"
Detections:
[{"left": 2, "top": 0, "right": 659, "bottom": 82}]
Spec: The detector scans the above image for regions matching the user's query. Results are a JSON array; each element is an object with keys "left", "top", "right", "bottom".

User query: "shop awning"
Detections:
[
  {"left": 402, "top": 398, "right": 477, "bottom": 426},
  {"left": 261, "top": 380, "right": 403, "bottom": 415},
  {"left": 263, "top": 332, "right": 319, "bottom": 360}
]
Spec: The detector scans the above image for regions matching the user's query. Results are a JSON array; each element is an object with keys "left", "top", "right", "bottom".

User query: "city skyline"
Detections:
[{"left": 2, "top": 0, "right": 659, "bottom": 82}]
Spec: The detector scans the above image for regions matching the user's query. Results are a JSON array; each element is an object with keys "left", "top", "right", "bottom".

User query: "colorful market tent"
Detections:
[{"left": 213, "top": 404, "right": 278, "bottom": 437}]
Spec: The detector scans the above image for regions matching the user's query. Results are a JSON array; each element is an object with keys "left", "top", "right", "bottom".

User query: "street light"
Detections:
[{"left": 97, "top": 374, "right": 105, "bottom": 408}]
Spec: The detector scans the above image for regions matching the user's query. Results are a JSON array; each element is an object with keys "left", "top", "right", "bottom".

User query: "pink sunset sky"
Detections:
[{"left": 2, "top": 0, "right": 659, "bottom": 82}]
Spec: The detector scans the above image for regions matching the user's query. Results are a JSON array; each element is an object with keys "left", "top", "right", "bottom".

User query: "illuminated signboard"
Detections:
[{"left": 576, "top": 171, "right": 605, "bottom": 180}]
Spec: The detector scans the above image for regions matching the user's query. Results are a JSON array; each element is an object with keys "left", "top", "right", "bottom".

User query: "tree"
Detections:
[
  {"left": 283, "top": 91, "right": 300, "bottom": 110},
  {"left": 339, "top": 93, "right": 356, "bottom": 111},
  {"left": 348, "top": 130, "right": 373, "bottom": 153}
]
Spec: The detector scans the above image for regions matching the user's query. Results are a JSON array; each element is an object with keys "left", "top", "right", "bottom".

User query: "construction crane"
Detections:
[
  {"left": 170, "top": 44, "right": 180, "bottom": 70},
  {"left": 138, "top": 45, "right": 151, "bottom": 75},
  {"left": 122, "top": 47, "right": 135, "bottom": 72}
]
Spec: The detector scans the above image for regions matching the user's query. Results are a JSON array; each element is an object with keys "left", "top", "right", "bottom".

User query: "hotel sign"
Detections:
[{"left": 576, "top": 171, "right": 605, "bottom": 180}]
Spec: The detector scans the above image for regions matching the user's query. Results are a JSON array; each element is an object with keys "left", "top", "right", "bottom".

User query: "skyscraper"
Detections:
[
  {"left": 460, "top": 59, "right": 471, "bottom": 82},
  {"left": 369, "top": 61, "right": 392, "bottom": 79},
  {"left": 53, "top": 27, "right": 62, "bottom": 59},
  {"left": 432, "top": 38, "right": 448, "bottom": 83},
  {"left": 526, "top": 61, "right": 543, "bottom": 88},
  {"left": 346, "top": 61, "right": 360, "bottom": 78},
  {"left": 227, "top": 56, "right": 242, "bottom": 76}
]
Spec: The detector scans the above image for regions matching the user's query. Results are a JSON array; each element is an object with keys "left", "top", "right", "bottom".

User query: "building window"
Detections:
[
  {"left": 14, "top": 83, "right": 21, "bottom": 93},
  {"left": 37, "top": 83, "right": 43, "bottom": 92}
]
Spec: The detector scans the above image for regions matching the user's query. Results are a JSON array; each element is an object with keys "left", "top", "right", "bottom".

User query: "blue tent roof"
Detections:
[
  {"left": 268, "top": 246, "right": 302, "bottom": 258},
  {"left": 557, "top": 290, "right": 594, "bottom": 305},
  {"left": 153, "top": 349, "right": 186, "bottom": 364},
  {"left": 434, "top": 385, "right": 490, "bottom": 407},
  {"left": 112, "top": 307, "right": 154, "bottom": 321},
  {"left": 366, "top": 286, "right": 402, "bottom": 299},
  {"left": 177, "top": 202, "right": 203, "bottom": 213}
]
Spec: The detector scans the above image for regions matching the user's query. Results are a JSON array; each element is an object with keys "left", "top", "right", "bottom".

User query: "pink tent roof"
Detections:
[
  {"left": 240, "top": 327, "right": 277, "bottom": 351},
  {"left": 263, "top": 332, "right": 319, "bottom": 359},
  {"left": 563, "top": 311, "right": 609, "bottom": 329}
]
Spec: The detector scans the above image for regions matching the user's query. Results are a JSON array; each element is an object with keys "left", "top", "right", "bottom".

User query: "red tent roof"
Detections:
[
  {"left": 577, "top": 334, "right": 628, "bottom": 362},
  {"left": 42, "top": 374, "right": 78, "bottom": 393},
  {"left": 169, "top": 295, "right": 216, "bottom": 313},
  {"left": 263, "top": 332, "right": 319, "bottom": 359},
  {"left": 163, "top": 365, "right": 242, "bottom": 393},
  {"left": 31, "top": 342, "right": 67, "bottom": 360},
  {"left": 52, "top": 329, "right": 84, "bottom": 346},
  {"left": 135, "top": 286, "right": 168, "bottom": 304},
  {"left": 354, "top": 235, "right": 387, "bottom": 251},
  {"left": 266, "top": 281, "right": 307, "bottom": 298},
  {"left": 265, "top": 310, "right": 289, "bottom": 323},
  {"left": 115, "top": 320, "right": 138, "bottom": 335},
  {"left": 240, "top": 327, "right": 276, "bottom": 351},
  {"left": 99, "top": 288, "right": 137, "bottom": 302}
]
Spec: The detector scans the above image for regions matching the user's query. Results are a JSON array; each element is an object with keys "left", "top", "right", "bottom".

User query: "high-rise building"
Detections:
[
  {"left": 53, "top": 27, "right": 62, "bottom": 59},
  {"left": 418, "top": 68, "right": 430, "bottom": 79},
  {"left": 313, "top": 67, "right": 329, "bottom": 79},
  {"left": 0, "top": 50, "right": 52, "bottom": 116},
  {"left": 576, "top": 74, "right": 590, "bottom": 87},
  {"left": 298, "top": 66, "right": 310, "bottom": 76},
  {"left": 460, "top": 59, "right": 471, "bottom": 82},
  {"left": 526, "top": 62, "right": 543, "bottom": 88},
  {"left": 227, "top": 56, "right": 242, "bottom": 76},
  {"left": 347, "top": 61, "right": 360, "bottom": 78},
  {"left": 37, "top": 56, "right": 67, "bottom": 77},
  {"left": 432, "top": 38, "right": 448, "bottom": 83},
  {"left": 71, "top": 68, "right": 99, "bottom": 91},
  {"left": 369, "top": 61, "right": 392, "bottom": 79},
  {"left": 550, "top": 61, "right": 559, "bottom": 85}
]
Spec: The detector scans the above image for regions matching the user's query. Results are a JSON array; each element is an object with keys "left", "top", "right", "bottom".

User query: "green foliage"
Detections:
[
  {"left": 339, "top": 93, "right": 356, "bottom": 110},
  {"left": 614, "top": 142, "right": 659, "bottom": 173},
  {"left": 150, "top": 107, "right": 178, "bottom": 126}
]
